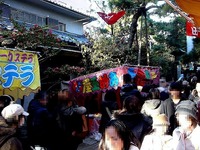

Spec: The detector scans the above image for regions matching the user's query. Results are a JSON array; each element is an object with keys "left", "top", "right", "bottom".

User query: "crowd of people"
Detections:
[
  {"left": 0, "top": 89, "right": 87, "bottom": 150},
  {"left": 98, "top": 73, "right": 200, "bottom": 150},
  {"left": 0, "top": 73, "right": 200, "bottom": 150}
]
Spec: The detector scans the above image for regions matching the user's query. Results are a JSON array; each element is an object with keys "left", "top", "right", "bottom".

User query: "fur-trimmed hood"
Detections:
[{"left": 0, "top": 116, "right": 16, "bottom": 142}]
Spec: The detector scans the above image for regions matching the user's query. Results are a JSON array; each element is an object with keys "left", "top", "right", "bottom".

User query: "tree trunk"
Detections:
[{"left": 128, "top": 6, "right": 144, "bottom": 49}]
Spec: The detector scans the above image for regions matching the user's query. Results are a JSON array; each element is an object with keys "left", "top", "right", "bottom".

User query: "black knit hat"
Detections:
[
  {"left": 0, "top": 95, "right": 14, "bottom": 107},
  {"left": 175, "top": 100, "right": 198, "bottom": 120},
  {"left": 169, "top": 82, "right": 182, "bottom": 91}
]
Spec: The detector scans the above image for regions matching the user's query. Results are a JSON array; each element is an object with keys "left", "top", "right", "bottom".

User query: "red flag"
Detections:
[
  {"left": 186, "top": 21, "right": 200, "bottom": 38},
  {"left": 97, "top": 10, "right": 125, "bottom": 25}
]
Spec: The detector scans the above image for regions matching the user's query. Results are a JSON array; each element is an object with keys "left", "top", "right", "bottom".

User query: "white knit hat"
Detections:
[
  {"left": 1, "top": 104, "right": 29, "bottom": 119},
  {"left": 153, "top": 114, "right": 170, "bottom": 126}
]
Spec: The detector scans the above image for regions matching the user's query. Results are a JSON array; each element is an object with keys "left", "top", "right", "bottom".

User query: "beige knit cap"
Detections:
[{"left": 153, "top": 114, "right": 170, "bottom": 126}]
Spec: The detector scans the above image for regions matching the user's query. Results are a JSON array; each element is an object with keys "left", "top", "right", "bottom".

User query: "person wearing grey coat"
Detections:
[{"left": 141, "top": 88, "right": 162, "bottom": 125}]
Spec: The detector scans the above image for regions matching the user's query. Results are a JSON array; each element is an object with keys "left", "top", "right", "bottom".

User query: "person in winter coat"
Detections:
[
  {"left": 141, "top": 87, "right": 162, "bottom": 125},
  {"left": 27, "top": 91, "right": 53, "bottom": 149},
  {"left": 55, "top": 89, "right": 87, "bottom": 150},
  {"left": 140, "top": 114, "right": 173, "bottom": 150},
  {"left": 172, "top": 100, "right": 200, "bottom": 150},
  {"left": 120, "top": 73, "right": 138, "bottom": 106},
  {"left": 0, "top": 103, "right": 29, "bottom": 150},
  {"left": 99, "top": 88, "right": 118, "bottom": 134},
  {"left": 113, "top": 91, "right": 152, "bottom": 142}
]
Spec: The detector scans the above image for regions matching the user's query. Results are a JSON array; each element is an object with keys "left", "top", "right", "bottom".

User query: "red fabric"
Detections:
[
  {"left": 97, "top": 10, "right": 125, "bottom": 25},
  {"left": 137, "top": 68, "right": 146, "bottom": 79},
  {"left": 135, "top": 68, "right": 146, "bottom": 86},
  {"left": 186, "top": 21, "right": 200, "bottom": 37},
  {"left": 116, "top": 87, "right": 122, "bottom": 109},
  {"left": 99, "top": 73, "right": 109, "bottom": 89}
]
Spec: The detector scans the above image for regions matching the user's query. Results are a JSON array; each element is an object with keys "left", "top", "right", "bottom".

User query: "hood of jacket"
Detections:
[
  {"left": 0, "top": 116, "right": 15, "bottom": 141},
  {"left": 144, "top": 99, "right": 161, "bottom": 110},
  {"left": 115, "top": 112, "right": 145, "bottom": 126},
  {"left": 121, "top": 84, "right": 137, "bottom": 93},
  {"left": 28, "top": 99, "right": 46, "bottom": 114}
]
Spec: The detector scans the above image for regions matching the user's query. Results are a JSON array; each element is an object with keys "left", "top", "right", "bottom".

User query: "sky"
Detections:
[
  {"left": 46, "top": 0, "right": 173, "bottom": 27},
  {"left": 47, "top": 0, "right": 104, "bottom": 27},
  {"left": 47, "top": 0, "right": 98, "bottom": 14},
  {"left": 61, "top": 0, "right": 91, "bottom": 14}
]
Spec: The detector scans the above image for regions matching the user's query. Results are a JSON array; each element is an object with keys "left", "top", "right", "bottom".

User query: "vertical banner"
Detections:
[
  {"left": 186, "top": 21, "right": 200, "bottom": 37},
  {"left": 0, "top": 49, "right": 40, "bottom": 94},
  {"left": 186, "top": 21, "right": 200, "bottom": 53}
]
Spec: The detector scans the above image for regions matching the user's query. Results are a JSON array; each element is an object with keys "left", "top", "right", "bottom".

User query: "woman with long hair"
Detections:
[{"left": 98, "top": 119, "right": 140, "bottom": 150}]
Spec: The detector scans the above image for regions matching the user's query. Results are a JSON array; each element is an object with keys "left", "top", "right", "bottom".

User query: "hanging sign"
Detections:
[
  {"left": 0, "top": 49, "right": 40, "bottom": 92},
  {"left": 186, "top": 21, "right": 200, "bottom": 37}
]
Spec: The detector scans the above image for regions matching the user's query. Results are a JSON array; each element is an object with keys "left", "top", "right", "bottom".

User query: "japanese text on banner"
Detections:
[{"left": 0, "top": 49, "right": 40, "bottom": 90}]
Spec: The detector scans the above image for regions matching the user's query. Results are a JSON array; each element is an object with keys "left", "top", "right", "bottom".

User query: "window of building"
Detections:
[
  {"left": 37, "top": 16, "right": 45, "bottom": 26},
  {"left": 46, "top": 17, "right": 59, "bottom": 30},
  {"left": 0, "top": 3, "right": 11, "bottom": 18},
  {"left": 11, "top": 9, "right": 24, "bottom": 22},
  {"left": 58, "top": 22, "right": 66, "bottom": 31},
  {"left": 11, "top": 8, "right": 45, "bottom": 27},
  {"left": 3, "top": 6, "right": 64, "bottom": 31}
]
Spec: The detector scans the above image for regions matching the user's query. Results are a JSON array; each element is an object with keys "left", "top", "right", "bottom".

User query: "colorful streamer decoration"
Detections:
[
  {"left": 99, "top": 73, "right": 109, "bottom": 90},
  {"left": 90, "top": 76, "right": 100, "bottom": 91},
  {"left": 109, "top": 72, "right": 119, "bottom": 87},
  {"left": 82, "top": 78, "right": 92, "bottom": 93},
  {"left": 70, "top": 66, "right": 160, "bottom": 94}
]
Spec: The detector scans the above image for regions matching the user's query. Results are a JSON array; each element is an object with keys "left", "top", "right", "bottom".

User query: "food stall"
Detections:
[{"left": 0, "top": 48, "right": 41, "bottom": 101}]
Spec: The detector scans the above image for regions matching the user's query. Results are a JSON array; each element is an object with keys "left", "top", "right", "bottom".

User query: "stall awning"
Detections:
[
  {"left": 69, "top": 65, "right": 160, "bottom": 95},
  {"left": 175, "top": 0, "right": 200, "bottom": 27},
  {"left": 0, "top": 49, "right": 41, "bottom": 100},
  {"left": 52, "top": 30, "right": 90, "bottom": 45}
]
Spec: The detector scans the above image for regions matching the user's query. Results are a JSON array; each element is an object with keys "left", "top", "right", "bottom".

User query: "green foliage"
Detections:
[
  {"left": 166, "top": 17, "right": 186, "bottom": 50},
  {"left": 85, "top": 0, "right": 188, "bottom": 79},
  {"left": 11, "top": 22, "right": 62, "bottom": 50},
  {"left": 188, "top": 38, "right": 200, "bottom": 64},
  {"left": 44, "top": 64, "right": 86, "bottom": 79}
]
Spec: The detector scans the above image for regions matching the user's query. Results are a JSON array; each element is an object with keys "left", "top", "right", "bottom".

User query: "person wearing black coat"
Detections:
[
  {"left": 120, "top": 73, "right": 138, "bottom": 106},
  {"left": 114, "top": 92, "right": 152, "bottom": 142},
  {"left": 99, "top": 88, "right": 118, "bottom": 134},
  {"left": 27, "top": 91, "right": 53, "bottom": 149}
]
